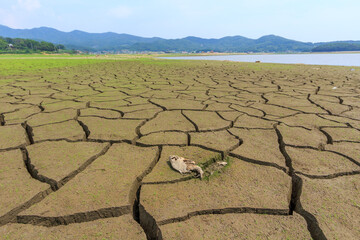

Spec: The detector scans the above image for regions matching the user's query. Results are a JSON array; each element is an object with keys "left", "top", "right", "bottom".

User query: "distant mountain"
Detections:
[
  {"left": 0, "top": 25, "right": 358, "bottom": 53},
  {"left": 0, "top": 25, "right": 162, "bottom": 51},
  {"left": 312, "top": 41, "right": 360, "bottom": 52},
  {"left": 124, "top": 34, "right": 313, "bottom": 52}
]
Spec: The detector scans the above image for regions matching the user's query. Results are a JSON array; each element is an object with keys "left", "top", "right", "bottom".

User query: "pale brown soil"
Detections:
[
  {"left": 301, "top": 175, "right": 360, "bottom": 239},
  {"left": 0, "top": 125, "right": 29, "bottom": 150},
  {"left": 141, "top": 159, "right": 291, "bottom": 222},
  {"left": 0, "top": 215, "right": 145, "bottom": 239},
  {"left": 160, "top": 213, "right": 311, "bottom": 240},
  {"left": 190, "top": 130, "right": 239, "bottom": 152},
  {"left": 21, "top": 143, "right": 157, "bottom": 216},
  {"left": 32, "top": 120, "right": 85, "bottom": 142},
  {"left": 0, "top": 150, "right": 49, "bottom": 216},
  {"left": 0, "top": 60, "right": 359, "bottom": 239},
  {"left": 138, "top": 132, "right": 188, "bottom": 146}
]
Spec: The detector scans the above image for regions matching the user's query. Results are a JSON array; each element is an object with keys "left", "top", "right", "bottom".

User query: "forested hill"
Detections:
[
  {"left": 128, "top": 35, "right": 315, "bottom": 52},
  {"left": 312, "top": 42, "right": 360, "bottom": 52},
  {"left": 0, "top": 36, "right": 66, "bottom": 53},
  {"left": 1, "top": 25, "right": 359, "bottom": 53},
  {"left": 0, "top": 25, "right": 315, "bottom": 52}
]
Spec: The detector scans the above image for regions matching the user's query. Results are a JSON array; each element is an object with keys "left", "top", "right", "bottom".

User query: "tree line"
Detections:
[
  {"left": 311, "top": 42, "right": 360, "bottom": 52},
  {"left": 0, "top": 36, "right": 66, "bottom": 53}
]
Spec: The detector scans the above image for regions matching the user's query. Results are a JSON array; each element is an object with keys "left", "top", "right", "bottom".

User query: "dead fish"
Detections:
[{"left": 169, "top": 155, "right": 204, "bottom": 179}]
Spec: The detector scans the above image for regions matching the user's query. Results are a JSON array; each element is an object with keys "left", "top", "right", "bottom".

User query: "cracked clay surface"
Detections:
[{"left": 0, "top": 59, "right": 359, "bottom": 239}]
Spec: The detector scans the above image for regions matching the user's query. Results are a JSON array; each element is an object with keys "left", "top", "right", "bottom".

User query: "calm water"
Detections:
[{"left": 162, "top": 53, "right": 360, "bottom": 66}]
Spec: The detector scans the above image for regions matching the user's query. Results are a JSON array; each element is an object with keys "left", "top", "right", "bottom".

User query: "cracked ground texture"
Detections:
[{"left": 0, "top": 58, "right": 359, "bottom": 240}]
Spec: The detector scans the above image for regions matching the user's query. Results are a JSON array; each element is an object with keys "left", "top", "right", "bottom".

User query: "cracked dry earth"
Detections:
[{"left": 0, "top": 59, "right": 359, "bottom": 240}]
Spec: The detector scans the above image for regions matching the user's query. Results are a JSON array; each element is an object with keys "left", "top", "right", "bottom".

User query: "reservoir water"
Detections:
[{"left": 162, "top": 53, "right": 360, "bottom": 67}]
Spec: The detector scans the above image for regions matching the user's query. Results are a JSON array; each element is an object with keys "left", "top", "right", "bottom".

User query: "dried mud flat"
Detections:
[{"left": 0, "top": 59, "right": 359, "bottom": 240}]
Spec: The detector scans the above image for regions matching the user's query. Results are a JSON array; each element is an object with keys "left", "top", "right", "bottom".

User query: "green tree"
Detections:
[
  {"left": 0, "top": 36, "right": 64, "bottom": 53},
  {"left": 0, "top": 38, "right": 8, "bottom": 50},
  {"left": 39, "top": 41, "right": 55, "bottom": 51},
  {"left": 56, "top": 44, "right": 65, "bottom": 50}
]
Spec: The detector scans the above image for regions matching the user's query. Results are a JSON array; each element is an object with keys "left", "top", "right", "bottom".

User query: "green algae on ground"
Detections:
[{"left": 0, "top": 58, "right": 113, "bottom": 76}]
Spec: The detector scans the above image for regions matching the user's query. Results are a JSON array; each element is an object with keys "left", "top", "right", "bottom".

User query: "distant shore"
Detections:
[
  {"left": 157, "top": 51, "right": 360, "bottom": 58},
  {"left": 1, "top": 51, "right": 360, "bottom": 59},
  {"left": 160, "top": 52, "right": 360, "bottom": 67}
]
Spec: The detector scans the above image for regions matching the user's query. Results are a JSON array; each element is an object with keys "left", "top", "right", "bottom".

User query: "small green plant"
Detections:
[{"left": 200, "top": 155, "right": 232, "bottom": 181}]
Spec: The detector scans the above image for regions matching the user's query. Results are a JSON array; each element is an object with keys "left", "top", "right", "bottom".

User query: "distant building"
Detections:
[{"left": 8, "top": 44, "right": 13, "bottom": 48}]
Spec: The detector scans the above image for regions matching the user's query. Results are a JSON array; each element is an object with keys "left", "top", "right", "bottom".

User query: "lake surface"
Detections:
[{"left": 162, "top": 53, "right": 360, "bottom": 66}]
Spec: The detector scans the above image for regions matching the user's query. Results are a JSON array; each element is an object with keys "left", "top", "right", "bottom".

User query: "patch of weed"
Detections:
[
  {"left": 201, "top": 155, "right": 232, "bottom": 181},
  {"left": 0, "top": 58, "right": 113, "bottom": 76}
]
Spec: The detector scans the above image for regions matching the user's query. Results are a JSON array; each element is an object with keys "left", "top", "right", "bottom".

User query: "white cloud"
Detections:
[
  {"left": 0, "top": 8, "right": 20, "bottom": 28},
  {"left": 108, "top": 6, "right": 132, "bottom": 19},
  {"left": 17, "top": 0, "right": 41, "bottom": 12},
  {"left": 0, "top": 0, "right": 42, "bottom": 28}
]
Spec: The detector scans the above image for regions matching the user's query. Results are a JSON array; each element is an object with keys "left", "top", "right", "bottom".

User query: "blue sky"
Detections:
[{"left": 0, "top": 0, "right": 359, "bottom": 42}]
